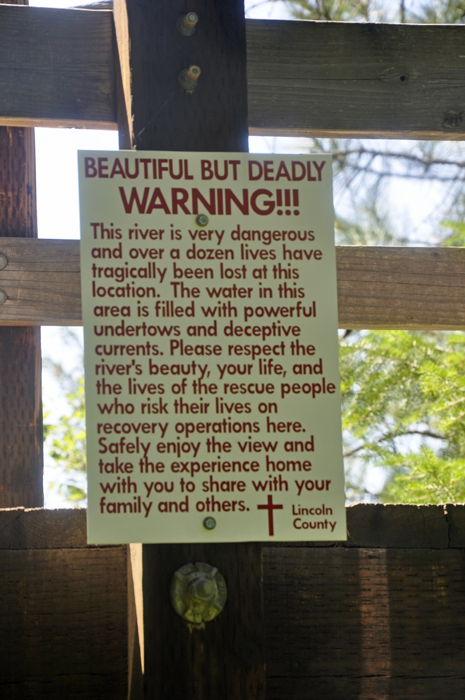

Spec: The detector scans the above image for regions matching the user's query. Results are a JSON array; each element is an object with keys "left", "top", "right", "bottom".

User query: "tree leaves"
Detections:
[
  {"left": 46, "top": 379, "right": 86, "bottom": 505},
  {"left": 341, "top": 331, "right": 465, "bottom": 503}
]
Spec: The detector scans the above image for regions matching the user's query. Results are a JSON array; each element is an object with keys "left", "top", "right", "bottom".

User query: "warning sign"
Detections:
[{"left": 79, "top": 151, "right": 346, "bottom": 544}]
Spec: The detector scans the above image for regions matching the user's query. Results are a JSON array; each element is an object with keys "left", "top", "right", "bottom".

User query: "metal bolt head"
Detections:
[
  {"left": 189, "top": 576, "right": 217, "bottom": 600},
  {"left": 179, "top": 65, "right": 201, "bottom": 91},
  {"left": 170, "top": 562, "right": 227, "bottom": 624},
  {"left": 0, "top": 289, "right": 7, "bottom": 305},
  {"left": 0, "top": 254, "right": 7, "bottom": 271},
  {"left": 177, "top": 12, "right": 199, "bottom": 36},
  {"left": 203, "top": 516, "right": 216, "bottom": 530},
  {"left": 196, "top": 213, "right": 209, "bottom": 227},
  {"left": 185, "top": 12, "right": 198, "bottom": 27},
  {"left": 187, "top": 65, "right": 201, "bottom": 81}
]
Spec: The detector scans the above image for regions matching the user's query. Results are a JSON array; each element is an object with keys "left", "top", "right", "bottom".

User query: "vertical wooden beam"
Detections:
[
  {"left": 114, "top": 0, "right": 249, "bottom": 153},
  {"left": 143, "top": 543, "right": 263, "bottom": 699},
  {"left": 0, "top": 0, "right": 42, "bottom": 508},
  {"left": 114, "top": 1, "right": 264, "bottom": 697}
]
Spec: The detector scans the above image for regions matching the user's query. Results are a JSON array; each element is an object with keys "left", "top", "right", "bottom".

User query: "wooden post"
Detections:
[
  {"left": 114, "top": 1, "right": 265, "bottom": 697},
  {"left": 0, "top": 0, "right": 42, "bottom": 508}
]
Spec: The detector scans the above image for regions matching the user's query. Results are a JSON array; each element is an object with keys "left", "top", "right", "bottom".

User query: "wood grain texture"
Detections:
[
  {"left": 0, "top": 546, "right": 128, "bottom": 699},
  {"left": 114, "top": 0, "right": 248, "bottom": 152},
  {"left": 225, "top": 504, "right": 461, "bottom": 550},
  {"left": 271, "top": 503, "right": 453, "bottom": 550},
  {"left": 127, "top": 543, "right": 144, "bottom": 700},
  {"left": 0, "top": 5, "right": 116, "bottom": 129},
  {"left": 1, "top": 241, "right": 465, "bottom": 330},
  {"left": 0, "top": 507, "right": 87, "bottom": 549},
  {"left": 113, "top": 0, "right": 133, "bottom": 148},
  {"left": 263, "top": 547, "right": 465, "bottom": 699},
  {"left": 346, "top": 503, "right": 450, "bottom": 549},
  {"left": 3, "top": 8, "right": 465, "bottom": 139},
  {"left": 1, "top": 504, "right": 462, "bottom": 551},
  {"left": 247, "top": 20, "right": 465, "bottom": 140},
  {"left": 0, "top": 117, "right": 43, "bottom": 506},
  {"left": 336, "top": 245, "right": 465, "bottom": 330},
  {"left": 2, "top": 506, "right": 464, "bottom": 699},
  {"left": 0, "top": 238, "right": 81, "bottom": 324},
  {"left": 143, "top": 542, "right": 264, "bottom": 700},
  {"left": 115, "top": 0, "right": 265, "bottom": 697},
  {"left": 446, "top": 504, "right": 465, "bottom": 548}
]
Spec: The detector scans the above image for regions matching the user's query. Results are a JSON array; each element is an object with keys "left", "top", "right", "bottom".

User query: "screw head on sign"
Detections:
[
  {"left": 0, "top": 289, "right": 7, "bottom": 305},
  {"left": 0, "top": 254, "right": 7, "bottom": 271},
  {"left": 196, "top": 213, "right": 209, "bottom": 227},
  {"left": 203, "top": 516, "right": 216, "bottom": 530}
]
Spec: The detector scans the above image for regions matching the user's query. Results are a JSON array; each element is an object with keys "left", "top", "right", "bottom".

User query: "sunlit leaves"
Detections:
[{"left": 341, "top": 331, "right": 465, "bottom": 503}]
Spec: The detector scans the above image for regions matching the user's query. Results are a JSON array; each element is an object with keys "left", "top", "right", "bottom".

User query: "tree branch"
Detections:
[{"left": 343, "top": 429, "right": 445, "bottom": 459}]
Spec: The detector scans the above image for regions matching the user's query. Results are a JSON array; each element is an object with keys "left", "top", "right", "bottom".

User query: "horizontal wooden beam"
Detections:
[
  {"left": 336, "top": 245, "right": 465, "bottom": 330},
  {"left": 2, "top": 6, "right": 465, "bottom": 138},
  {"left": 0, "top": 507, "right": 87, "bottom": 549},
  {"left": 2, "top": 503, "right": 463, "bottom": 549},
  {"left": 246, "top": 20, "right": 465, "bottom": 140},
  {"left": 0, "top": 239, "right": 81, "bottom": 325},
  {"left": 0, "top": 5, "right": 116, "bottom": 130},
  {"left": 0, "top": 239, "right": 464, "bottom": 329}
]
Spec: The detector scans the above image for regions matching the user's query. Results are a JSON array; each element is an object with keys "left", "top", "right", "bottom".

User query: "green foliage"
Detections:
[
  {"left": 275, "top": 0, "right": 465, "bottom": 23},
  {"left": 279, "top": 0, "right": 375, "bottom": 21},
  {"left": 441, "top": 221, "right": 465, "bottom": 247},
  {"left": 382, "top": 449, "right": 465, "bottom": 503},
  {"left": 413, "top": 0, "right": 465, "bottom": 23},
  {"left": 341, "top": 331, "right": 465, "bottom": 503},
  {"left": 43, "top": 410, "right": 54, "bottom": 442},
  {"left": 46, "top": 378, "right": 87, "bottom": 505}
]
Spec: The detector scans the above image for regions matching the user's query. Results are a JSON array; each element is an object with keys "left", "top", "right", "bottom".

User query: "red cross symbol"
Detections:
[{"left": 257, "top": 495, "right": 283, "bottom": 536}]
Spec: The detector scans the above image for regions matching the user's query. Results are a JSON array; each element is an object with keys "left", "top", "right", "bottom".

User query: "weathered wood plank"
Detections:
[
  {"left": 1, "top": 240, "right": 464, "bottom": 329},
  {"left": 1, "top": 504, "right": 461, "bottom": 551},
  {"left": 0, "top": 238, "right": 81, "bottom": 324},
  {"left": 0, "top": 92, "right": 43, "bottom": 506},
  {"left": 127, "top": 543, "right": 144, "bottom": 700},
  {"left": 115, "top": 0, "right": 265, "bottom": 696},
  {"left": 234, "top": 504, "right": 459, "bottom": 550},
  {"left": 2, "top": 7, "right": 465, "bottom": 139},
  {"left": 0, "top": 508, "right": 143, "bottom": 699},
  {"left": 336, "top": 245, "right": 465, "bottom": 330},
  {"left": 0, "top": 547, "right": 128, "bottom": 699},
  {"left": 263, "top": 547, "right": 465, "bottom": 699},
  {"left": 346, "top": 503, "right": 450, "bottom": 549},
  {"left": 446, "top": 504, "right": 465, "bottom": 548},
  {"left": 143, "top": 543, "right": 264, "bottom": 700},
  {"left": 0, "top": 507, "right": 87, "bottom": 548},
  {"left": 114, "top": 0, "right": 249, "bottom": 152},
  {"left": 0, "top": 5, "right": 116, "bottom": 129},
  {"left": 247, "top": 20, "right": 465, "bottom": 140}
]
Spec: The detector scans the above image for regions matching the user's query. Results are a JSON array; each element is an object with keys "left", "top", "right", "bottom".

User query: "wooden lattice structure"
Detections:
[{"left": 1, "top": 1, "right": 465, "bottom": 698}]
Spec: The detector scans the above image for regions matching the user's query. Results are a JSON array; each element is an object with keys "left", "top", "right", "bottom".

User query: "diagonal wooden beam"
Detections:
[
  {"left": 1, "top": 6, "right": 465, "bottom": 139},
  {"left": 0, "top": 239, "right": 464, "bottom": 330}
]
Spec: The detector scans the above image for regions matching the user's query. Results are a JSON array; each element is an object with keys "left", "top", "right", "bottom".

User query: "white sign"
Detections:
[{"left": 79, "top": 151, "right": 346, "bottom": 544}]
